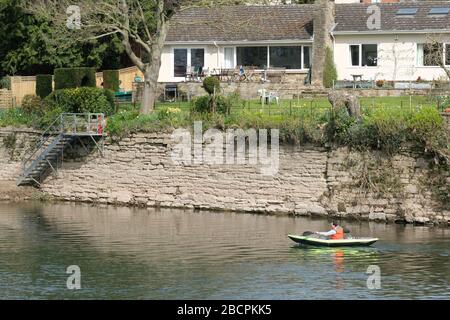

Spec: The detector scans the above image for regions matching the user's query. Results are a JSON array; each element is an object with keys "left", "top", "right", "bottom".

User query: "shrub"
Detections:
[
  {"left": 192, "top": 95, "right": 210, "bottom": 113},
  {"left": 103, "top": 70, "right": 120, "bottom": 91},
  {"left": 44, "top": 87, "right": 115, "bottom": 116},
  {"left": 192, "top": 95, "right": 230, "bottom": 115},
  {"left": 408, "top": 106, "right": 446, "bottom": 152},
  {"left": 376, "top": 80, "right": 385, "bottom": 88},
  {"left": 203, "top": 76, "right": 220, "bottom": 95},
  {"left": 0, "top": 76, "right": 11, "bottom": 90},
  {"left": 21, "top": 95, "right": 43, "bottom": 114},
  {"left": 36, "top": 74, "right": 53, "bottom": 98},
  {"left": 54, "top": 67, "right": 97, "bottom": 90},
  {"left": 323, "top": 47, "right": 337, "bottom": 88}
]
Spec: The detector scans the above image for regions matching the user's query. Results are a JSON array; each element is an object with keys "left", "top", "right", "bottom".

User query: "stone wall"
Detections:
[
  {"left": 0, "top": 128, "right": 40, "bottom": 181},
  {"left": 0, "top": 129, "right": 448, "bottom": 225}
]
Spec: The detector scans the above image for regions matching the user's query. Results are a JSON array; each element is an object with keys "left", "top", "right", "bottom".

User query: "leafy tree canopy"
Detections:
[{"left": 0, "top": 0, "right": 125, "bottom": 76}]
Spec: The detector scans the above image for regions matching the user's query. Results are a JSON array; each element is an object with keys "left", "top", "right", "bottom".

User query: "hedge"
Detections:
[
  {"left": 54, "top": 67, "right": 97, "bottom": 90},
  {"left": 103, "top": 70, "right": 120, "bottom": 92},
  {"left": 44, "top": 87, "right": 116, "bottom": 116},
  {"left": 36, "top": 74, "right": 53, "bottom": 98}
]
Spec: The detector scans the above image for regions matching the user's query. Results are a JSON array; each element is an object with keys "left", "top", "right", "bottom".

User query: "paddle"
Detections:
[{"left": 302, "top": 231, "right": 316, "bottom": 236}]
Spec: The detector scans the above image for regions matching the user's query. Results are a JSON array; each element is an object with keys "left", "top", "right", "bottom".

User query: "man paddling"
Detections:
[{"left": 314, "top": 222, "right": 344, "bottom": 240}]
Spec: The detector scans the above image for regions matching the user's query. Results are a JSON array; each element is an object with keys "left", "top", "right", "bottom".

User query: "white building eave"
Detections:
[
  {"left": 164, "top": 39, "right": 314, "bottom": 46},
  {"left": 333, "top": 29, "right": 450, "bottom": 36}
]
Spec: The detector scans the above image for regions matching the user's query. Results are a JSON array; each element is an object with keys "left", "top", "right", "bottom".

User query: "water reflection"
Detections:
[{"left": 0, "top": 202, "right": 448, "bottom": 299}]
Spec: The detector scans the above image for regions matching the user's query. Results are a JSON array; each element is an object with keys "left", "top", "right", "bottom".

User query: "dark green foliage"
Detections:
[
  {"left": 103, "top": 70, "right": 120, "bottom": 91},
  {"left": 35, "top": 74, "right": 53, "bottom": 98},
  {"left": 192, "top": 95, "right": 230, "bottom": 115},
  {"left": 21, "top": 95, "right": 43, "bottom": 114},
  {"left": 0, "top": 0, "right": 125, "bottom": 77},
  {"left": 54, "top": 67, "right": 96, "bottom": 90},
  {"left": 202, "top": 76, "right": 220, "bottom": 95},
  {"left": 323, "top": 47, "right": 337, "bottom": 89},
  {"left": 44, "top": 87, "right": 115, "bottom": 116},
  {"left": 0, "top": 77, "right": 11, "bottom": 90}
]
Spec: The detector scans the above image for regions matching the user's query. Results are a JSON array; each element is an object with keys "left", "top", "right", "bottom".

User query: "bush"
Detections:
[
  {"left": 192, "top": 95, "right": 210, "bottom": 113},
  {"left": 103, "top": 70, "right": 120, "bottom": 91},
  {"left": 36, "top": 74, "right": 53, "bottom": 98},
  {"left": 0, "top": 76, "right": 11, "bottom": 90},
  {"left": 21, "top": 95, "right": 43, "bottom": 114},
  {"left": 54, "top": 67, "right": 97, "bottom": 90},
  {"left": 192, "top": 95, "right": 230, "bottom": 115},
  {"left": 323, "top": 47, "right": 337, "bottom": 88},
  {"left": 44, "top": 87, "right": 115, "bottom": 116},
  {"left": 203, "top": 76, "right": 220, "bottom": 95},
  {"left": 376, "top": 80, "right": 385, "bottom": 88},
  {"left": 408, "top": 106, "right": 446, "bottom": 151}
]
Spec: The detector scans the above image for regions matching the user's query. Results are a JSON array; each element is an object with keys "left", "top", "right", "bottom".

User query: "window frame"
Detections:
[
  {"left": 349, "top": 44, "right": 378, "bottom": 67},
  {"left": 225, "top": 44, "right": 311, "bottom": 71},
  {"left": 173, "top": 47, "right": 205, "bottom": 78},
  {"left": 417, "top": 43, "right": 450, "bottom": 67}
]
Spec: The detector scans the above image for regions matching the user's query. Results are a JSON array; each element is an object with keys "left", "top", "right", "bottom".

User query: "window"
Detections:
[
  {"left": 174, "top": 48, "right": 204, "bottom": 77},
  {"left": 174, "top": 49, "right": 187, "bottom": 77},
  {"left": 362, "top": 44, "right": 378, "bottom": 66},
  {"left": 237, "top": 47, "right": 268, "bottom": 69},
  {"left": 396, "top": 8, "right": 418, "bottom": 16},
  {"left": 269, "top": 46, "right": 302, "bottom": 69},
  {"left": 350, "top": 45, "right": 360, "bottom": 66},
  {"left": 191, "top": 49, "right": 204, "bottom": 69},
  {"left": 349, "top": 44, "right": 378, "bottom": 66},
  {"left": 224, "top": 47, "right": 234, "bottom": 68},
  {"left": 303, "top": 46, "right": 311, "bottom": 69},
  {"left": 429, "top": 7, "right": 450, "bottom": 15},
  {"left": 418, "top": 43, "right": 443, "bottom": 66},
  {"left": 446, "top": 44, "right": 450, "bottom": 65}
]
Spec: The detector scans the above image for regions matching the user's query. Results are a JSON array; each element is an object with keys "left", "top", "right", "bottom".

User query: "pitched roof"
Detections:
[
  {"left": 166, "top": 5, "right": 315, "bottom": 42},
  {"left": 335, "top": 1, "right": 450, "bottom": 33}
]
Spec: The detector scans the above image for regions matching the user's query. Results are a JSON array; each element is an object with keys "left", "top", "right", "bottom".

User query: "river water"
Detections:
[{"left": 0, "top": 202, "right": 448, "bottom": 300}]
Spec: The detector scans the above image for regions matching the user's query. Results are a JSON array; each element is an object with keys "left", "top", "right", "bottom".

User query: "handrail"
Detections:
[{"left": 21, "top": 113, "right": 105, "bottom": 172}]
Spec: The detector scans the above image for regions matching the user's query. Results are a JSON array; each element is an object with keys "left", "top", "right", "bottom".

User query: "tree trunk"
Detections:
[
  {"left": 139, "top": 14, "right": 168, "bottom": 114},
  {"left": 140, "top": 68, "right": 159, "bottom": 114}
]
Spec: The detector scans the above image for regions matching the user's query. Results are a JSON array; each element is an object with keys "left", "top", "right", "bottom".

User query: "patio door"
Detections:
[
  {"left": 224, "top": 47, "right": 234, "bottom": 69},
  {"left": 174, "top": 49, "right": 188, "bottom": 77}
]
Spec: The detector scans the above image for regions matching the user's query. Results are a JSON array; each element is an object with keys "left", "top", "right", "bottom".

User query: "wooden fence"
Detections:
[
  {"left": 0, "top": 89, "right": 13, "bottom": 109},
  {"left": 6, "top": 66, "right": 145, "bottom": 108}
]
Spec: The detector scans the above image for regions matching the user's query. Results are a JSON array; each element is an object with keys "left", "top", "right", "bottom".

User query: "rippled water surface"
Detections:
[{"left": 0, "top": 202, "right": 449, "bottom": 299}]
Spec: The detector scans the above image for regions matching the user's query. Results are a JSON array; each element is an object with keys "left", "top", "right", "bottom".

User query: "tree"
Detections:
[
  {"left": 24, "top": 0, "right": 267, "bottom": 114},
  {"left": 323, "top": 47, "right": 337, "bottom": 88},
  {"left": 0, "top": 0, "right": 125, "bottom": 77}
]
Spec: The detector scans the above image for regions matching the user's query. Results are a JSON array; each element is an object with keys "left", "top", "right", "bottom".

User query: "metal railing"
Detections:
[
  {"left": 60, "top": 113, "right": 105, "bottom": 136},
  {"left": 21, "top": 113, "right": 105, "bottom": 172},
  {"left": 333, "top": 80, "right": 450, "bottom": 90}
]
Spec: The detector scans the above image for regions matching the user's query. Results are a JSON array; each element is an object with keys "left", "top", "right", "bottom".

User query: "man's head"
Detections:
[{"left": 331, "top": 221, "right": 339, "bottom": 229}]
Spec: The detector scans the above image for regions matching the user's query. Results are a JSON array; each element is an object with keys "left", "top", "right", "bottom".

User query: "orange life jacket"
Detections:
[{"left": 331, "top": 226, "right": 344, "bottom": 240}]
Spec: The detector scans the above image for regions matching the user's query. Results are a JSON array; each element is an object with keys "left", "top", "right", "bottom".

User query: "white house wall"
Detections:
[{"left": 334, "top": 34, "right": 450, "bottom": 82}]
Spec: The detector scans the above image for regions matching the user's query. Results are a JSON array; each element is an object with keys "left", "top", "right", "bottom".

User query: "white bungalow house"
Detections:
[{"left": 157, "top": 1, "right": 450, "bottom": 86}]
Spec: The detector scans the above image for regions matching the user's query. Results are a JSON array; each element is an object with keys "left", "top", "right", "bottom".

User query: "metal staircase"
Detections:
[{"left": 17, "top": 113, "right": 105, "bottom": 187}]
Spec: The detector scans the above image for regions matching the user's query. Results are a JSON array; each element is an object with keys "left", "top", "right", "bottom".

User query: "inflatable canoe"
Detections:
[{"left": 288, "top": 235, "right": 378, "bottom": 247}]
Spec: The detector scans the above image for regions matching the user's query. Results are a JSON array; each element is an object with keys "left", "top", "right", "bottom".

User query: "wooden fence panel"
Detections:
[
  {"left": 10, "top": 76, "right": 36, "bottom": 106},
  {"left": 0, "top": 89, "right": 13, "bottom": 109}
]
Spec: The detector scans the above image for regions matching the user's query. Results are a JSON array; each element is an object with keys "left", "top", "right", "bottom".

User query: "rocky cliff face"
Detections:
[{"left": 1, "top": 128, "right": 448, "bottom": 225}]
